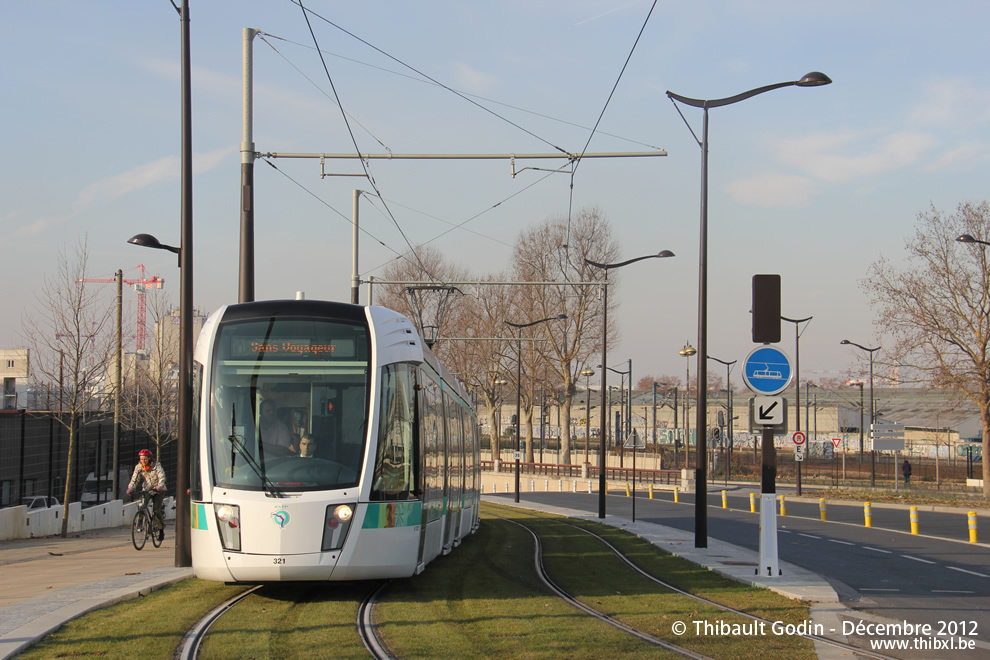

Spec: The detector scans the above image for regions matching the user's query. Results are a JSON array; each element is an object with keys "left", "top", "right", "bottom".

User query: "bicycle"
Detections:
[{"left": 131, "top": 488, "right": 165, "bottom": 551}]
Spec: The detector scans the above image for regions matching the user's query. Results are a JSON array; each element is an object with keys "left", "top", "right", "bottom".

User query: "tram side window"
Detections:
[
  {"left": 371, "top": 364, "right": 417, "bottom": 500},
  {"left": 460, "top": 405, "right": 475, "bottom": 496}
]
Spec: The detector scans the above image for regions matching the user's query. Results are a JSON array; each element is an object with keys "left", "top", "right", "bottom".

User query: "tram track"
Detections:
[
  {"left": 175, "top": 585, "right": 262, "bottom": 660},
  {"left": 357, "top": 581, "right": 396, "bottom": 660},
  {"left": 175, "top": 580, "right": 395, "bottom": 660},
  {"left": 498, "top": 509, "right": 896, "bottom": 660},
  {"left": 171, "top": 508, "right": 893, "bottom": 659}
]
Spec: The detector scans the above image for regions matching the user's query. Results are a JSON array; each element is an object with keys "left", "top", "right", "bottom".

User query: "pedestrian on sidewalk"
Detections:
[{"left": 901, "top": 458, "right": 912, "bottom": 486}]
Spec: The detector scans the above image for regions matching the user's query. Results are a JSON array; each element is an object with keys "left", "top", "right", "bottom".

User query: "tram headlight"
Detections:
[
  {"left": 323, "top": 503, "right": 356, "bottom": 551},
  {"left": 213, "top": 503, "right": 242, "bottom": 552}
]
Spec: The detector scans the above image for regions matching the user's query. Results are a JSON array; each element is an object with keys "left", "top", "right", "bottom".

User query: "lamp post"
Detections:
[
  {"left": 841, "top": 340, "right": 880, "bottom": 487},
  {"left": 504, "top": 314, "right": 566, "bottom": 503},
  {"left": 668, "top": 71, "right": 831, "bottom": 549},
  {"left": 128, "top": 231, "right": 191, "bottom": 568},
  {"left": 679, "top": 343, "right": 697, "bottom": 470},
  {"left": 782, "top": 315, "right": 812, "bottom": 495},
  {"left": 956, "top": 233, "right": 990, "bottom": 493},
  {"left": 707, "top": 355, "right": 736, "bottom": 483},
  {"left": 581, "top": 368, "right": 595, "bottom": 467},
  {"left": 493, "top": 378, "right": 508, "bottom": 460},
  {"left": 585, "top": 250, "right": 675, "bottom": 518},
  {"left": 603, "top": 360, "right": 631, "bottom": 465}
]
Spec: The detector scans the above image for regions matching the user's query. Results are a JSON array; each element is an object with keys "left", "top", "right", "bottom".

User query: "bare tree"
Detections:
[
  {"left": 374, "top": 245, "right": 470, "bottom": 360},
  {"left": 511, "top": 207, "right": 618, "bottom": 464},
  {"left": 440, "top": 274, "right": 515, "bottom": 452},
  {"left": 864, "top": 201, "right": 990, "bottom": 497},
  {"left": 22, "top": 238, "right": 115, "bottom": 537}
]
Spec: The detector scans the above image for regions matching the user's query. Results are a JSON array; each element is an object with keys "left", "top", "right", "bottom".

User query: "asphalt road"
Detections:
[{"left": 491, "top": 489, "right": 990, "bottom": 649}]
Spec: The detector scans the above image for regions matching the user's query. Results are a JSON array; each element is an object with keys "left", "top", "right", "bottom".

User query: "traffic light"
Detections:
[{"left": 752, "top": 274, "right": 781, "bottom": 343}]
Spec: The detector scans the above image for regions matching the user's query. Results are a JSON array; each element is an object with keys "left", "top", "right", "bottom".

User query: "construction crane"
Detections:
[{"left": 78, "top": 265, "right": 165, "bottom": 351}]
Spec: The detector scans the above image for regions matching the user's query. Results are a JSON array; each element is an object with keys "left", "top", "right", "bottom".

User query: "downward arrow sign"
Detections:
[{"left": 759, "top": 400, "right": 779, "bottom": 420}]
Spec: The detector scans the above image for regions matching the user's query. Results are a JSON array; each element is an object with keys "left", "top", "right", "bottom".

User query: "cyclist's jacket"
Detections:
[{"left": 128, "top": 461, "right": 167, "bottom": 493}]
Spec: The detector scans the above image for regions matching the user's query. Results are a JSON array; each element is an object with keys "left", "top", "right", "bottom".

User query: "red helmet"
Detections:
[{"left": 138, "top": 449, "right": 153, "bottom": 457}]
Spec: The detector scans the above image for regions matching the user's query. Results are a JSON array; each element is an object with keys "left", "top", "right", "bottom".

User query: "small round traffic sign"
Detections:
[{"left": 792, "top": 431, "right": 806, "bottom": 445}]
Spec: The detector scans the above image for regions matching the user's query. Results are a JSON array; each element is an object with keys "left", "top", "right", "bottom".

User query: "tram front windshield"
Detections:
[{"left": 209, "top": 316, "right": 370, "bottom": 493}]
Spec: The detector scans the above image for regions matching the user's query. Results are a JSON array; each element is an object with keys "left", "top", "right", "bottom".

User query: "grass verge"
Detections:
[{"left": 16, "top": 579, "right": 247, "bottom": 659}]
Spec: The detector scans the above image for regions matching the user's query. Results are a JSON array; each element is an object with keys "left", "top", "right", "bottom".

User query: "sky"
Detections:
[{"left": 5, "top": 1, "right": 990, "bottom": 391}]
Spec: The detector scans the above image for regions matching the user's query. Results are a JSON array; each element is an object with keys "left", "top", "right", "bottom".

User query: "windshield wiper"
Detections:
[{"left": 228, "top": 403, "right": 284, "bottom": 498}]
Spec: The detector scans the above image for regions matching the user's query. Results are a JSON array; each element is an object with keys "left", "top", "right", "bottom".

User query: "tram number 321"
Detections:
[{"left": 273, "top": 557, "right": 286, "bottom": 565}]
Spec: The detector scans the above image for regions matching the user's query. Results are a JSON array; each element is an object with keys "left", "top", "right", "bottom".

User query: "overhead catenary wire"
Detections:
[
  {"left": 259, "top": 158, "right": 399, "bottom": 258},
  {"left": 565, "top": 0, "right": 659, "bottom": 247},
  {"left": 296, "top": 0, "right": 437, "bottom": 284},
  {"left": 290, "top": 0, "right": 573, "bottom": 158},
  {"left": 257, "top": 31, "right": 666, "bottom": 152}
]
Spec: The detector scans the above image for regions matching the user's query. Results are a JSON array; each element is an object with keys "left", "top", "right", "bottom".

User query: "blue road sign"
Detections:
[{"left": 743, "top": 345, "right": 792, "bottom": 395}]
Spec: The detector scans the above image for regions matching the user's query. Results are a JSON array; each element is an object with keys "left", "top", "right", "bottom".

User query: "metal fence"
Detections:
[{"left": 0, "top": 410, "right": 176, "bottom": 507}]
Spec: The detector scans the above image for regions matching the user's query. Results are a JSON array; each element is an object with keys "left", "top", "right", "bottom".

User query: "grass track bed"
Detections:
[{"left": 485, "top": 503, "right": 816, "bottom": 659}]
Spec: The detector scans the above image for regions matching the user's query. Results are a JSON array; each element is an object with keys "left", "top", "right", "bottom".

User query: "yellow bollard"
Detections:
[
  {"left": 625, "top": 482, "right": 631, "bottom": 497},
  {"left": 605, "top": 482, "right": 609, "bottom": 495},
  {"left": 969, "top": 511, "right": 978, "bottom": 543},
  {"left": 749, "top": 492, "right": 756, "bottom": 513},
  {"left": 779, "top": 495, "right": 786, "bottom": 516},
  {"left": 674, "top": 487, "right": 679, "bottom": 503},
  {"left": 722, "top": 490, "right": 728, "bottom": 509},
  {"left": 648, "top": 484, "right": 654, "bottom": 499},
  {"left": 910, "top": 506, "right": 919, "bottom": 535},
  {"left": 864, "top": 502, "right": 872, "bottom": 528},
  {"left": 819, "top": 498, "right": 827, "bottom": 521}
]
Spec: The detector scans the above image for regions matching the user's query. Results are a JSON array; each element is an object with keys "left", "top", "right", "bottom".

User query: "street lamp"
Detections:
[
  {"left": 782, "top": 315, "right": 812, "bottom": 495},
  {"left": 679, "top": 343, "right": 697, "bottom": 471},
  {"left": 585, "top": 250, "right": 675, "bottom": 518},
  {"left": 957, "top": 234, "right": 990, "bottom": 247},
  {"left": 603, "top": 360, "right": 632, "bottom": 465},
  {"left": 581, "top": 368, "right": 595, "bottom": 467},
  {"left": 504, "top": 314, "right": 566, "bottom": 503},
  {"left": 841, "top": 339, "right": 880, "bottom": 487},
  {"left": 668, "top": 71, "right": 831, "bottom": 549},
  {"left": 128, "top": 231, "right": 192, "bottom": 568},
  {"left": 707, "top": 354, "right": 736, "bottom": 483}
]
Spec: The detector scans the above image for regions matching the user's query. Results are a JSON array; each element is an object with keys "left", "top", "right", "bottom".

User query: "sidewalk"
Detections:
[{"left": 0, "top": 526, "right": 192, "bottom": 659}]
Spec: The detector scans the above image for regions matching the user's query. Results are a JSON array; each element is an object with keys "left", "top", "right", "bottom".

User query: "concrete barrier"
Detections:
[{"left": 0, "top": 498, "right": 153, "bottom": 541}]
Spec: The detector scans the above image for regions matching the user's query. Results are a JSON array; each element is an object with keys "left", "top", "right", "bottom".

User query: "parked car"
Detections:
[{"left": 22, "top": 496, "right": 60, "bottom": 510}]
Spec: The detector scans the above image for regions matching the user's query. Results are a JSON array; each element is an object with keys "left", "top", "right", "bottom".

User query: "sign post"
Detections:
[
  {"left": 743, "top": 344, "right": 792, "bottom": 579},
  {"left": 623, "top": 430, "right": 644, "bottom": 522},
  {"left": 793, "top": 431, "right": 806, "bottom": 462}
]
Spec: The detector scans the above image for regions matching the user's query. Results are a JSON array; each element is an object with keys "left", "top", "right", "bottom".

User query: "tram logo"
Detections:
[{"left": 271, "top": 510, "right": 290, "bottom": 529}]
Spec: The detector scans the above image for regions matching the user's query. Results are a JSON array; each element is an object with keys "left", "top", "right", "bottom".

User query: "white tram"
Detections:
[{"left": 189, "top": 300, "right": 481, "bottom": 582}]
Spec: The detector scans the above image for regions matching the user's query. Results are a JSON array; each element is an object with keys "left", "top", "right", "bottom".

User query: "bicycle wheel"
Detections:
[
  {"left": 132, "top": 510, "right": 148, "bottom": 551},
  {"left": 152, "top": 520, "right": 164, "bottom": 548}
]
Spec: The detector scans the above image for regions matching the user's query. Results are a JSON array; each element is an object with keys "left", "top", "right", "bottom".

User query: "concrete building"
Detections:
[{"left": 0, "top": 348, "right": 28, "bottom": 410}]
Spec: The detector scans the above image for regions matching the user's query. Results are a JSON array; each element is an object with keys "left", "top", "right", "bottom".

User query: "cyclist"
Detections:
[{"left": 127, "top": 449, "right": 167, "bottom": 542}]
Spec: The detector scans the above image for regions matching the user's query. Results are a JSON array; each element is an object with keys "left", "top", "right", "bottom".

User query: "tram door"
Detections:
[
  {"left": 443, "top": 392, "right": 463, "bottom": 549},
  {"left": 418, "top": 370, "right": 445, "bottom": 566}
]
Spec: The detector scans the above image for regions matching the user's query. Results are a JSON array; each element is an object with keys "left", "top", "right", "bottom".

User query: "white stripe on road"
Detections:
[
  {"left": 901, "top": 555, "right": 935, "bottom": 565},
  {"left": 864, "top": 546, "right": 892, "bottom": 554},
  {"left": 947, "top": 566, "right": 990, "bottom": 578}
]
